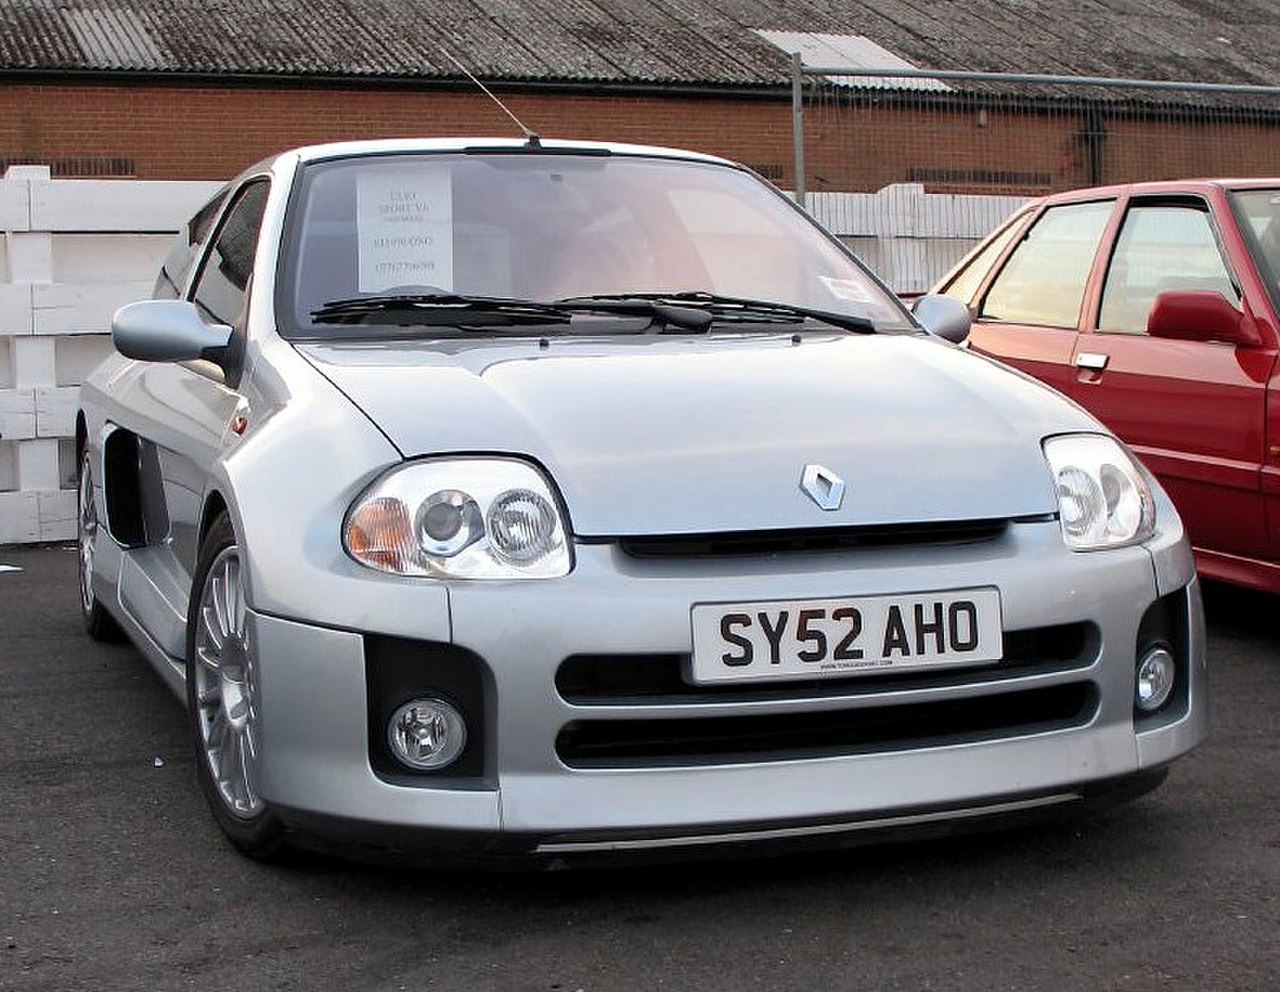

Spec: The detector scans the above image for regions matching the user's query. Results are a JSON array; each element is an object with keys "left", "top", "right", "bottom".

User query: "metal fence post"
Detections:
[{"left": 791, "top": 51, "right": 806, "bottom": 209}]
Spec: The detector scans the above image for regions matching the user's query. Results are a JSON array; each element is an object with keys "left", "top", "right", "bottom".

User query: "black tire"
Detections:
[
  {"left": 76, "top": 447, "right": 123, "bottom": 642},
  {"left": 186, "top": 512, "right": 283, "bottom": 860}
]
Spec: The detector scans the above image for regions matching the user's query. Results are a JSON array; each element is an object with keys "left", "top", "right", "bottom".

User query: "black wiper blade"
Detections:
[
  {"left": 311, "top": 293, "right": 572, "bottom": 326},
  {"left": 556, "top": 298, "right": 713, "bottom": 332},
  {"left": 562, "top": 291, "right": 877, "bottom": 335},
  {"left": 310, "top": 292, "right": 714, "bottom": 333}
]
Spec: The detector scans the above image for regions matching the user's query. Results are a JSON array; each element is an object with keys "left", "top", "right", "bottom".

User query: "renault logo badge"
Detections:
[{"left": 800, "top": 464, "right": 845, "bottom": 511}]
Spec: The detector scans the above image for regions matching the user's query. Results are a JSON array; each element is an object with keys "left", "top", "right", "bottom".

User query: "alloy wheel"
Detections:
[
  {"left": 77, "top": 452, "right": 97, "bottom": 616},
  {"left": 191, "top": 547, "right": 264, "bottom": 819}
]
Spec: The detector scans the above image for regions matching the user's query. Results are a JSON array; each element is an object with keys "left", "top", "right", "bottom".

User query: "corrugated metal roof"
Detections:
[
  {"left": 755, "top": 31, "right": 953, "bottom": 90},
  {"left": 0, "top": 0, "right": 1278, "bottom": 90},
  {"left": 62, "top": 7, "right": 163, "bottom": 68}
]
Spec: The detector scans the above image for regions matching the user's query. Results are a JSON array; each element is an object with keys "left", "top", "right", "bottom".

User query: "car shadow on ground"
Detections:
[{"left": 1200, "top": 579, "right": 1280, "bottom": 641}]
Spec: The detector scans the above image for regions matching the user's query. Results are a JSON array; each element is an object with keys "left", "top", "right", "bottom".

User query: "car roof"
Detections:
[
  {"left": 231, "top": 137, "right": 744, "bottom": 187},
  {"left": 1036, "top": 176, "right": 1280, "bottom": 205},
  {"left": 284, "top": 136, "right": 736, "bottom": 167}
]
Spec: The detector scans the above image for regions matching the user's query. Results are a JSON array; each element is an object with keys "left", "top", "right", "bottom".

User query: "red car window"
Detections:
[
  {"left": 980, "top": 200, "right": 1112, "bottom": 328},
  {"left": 940, "top": 207, "right": 1033, "bottom": 306},
  {"left": 1098, "top": 202, "right": 1239, "bottom": 336}
]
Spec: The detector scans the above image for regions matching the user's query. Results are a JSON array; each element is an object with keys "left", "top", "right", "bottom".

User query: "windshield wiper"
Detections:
[
  {"left": 311, "top": 293, "right": 571, "bottom": 327},
  {"left": 309, "top": 291, "right": 874, "bottom": 335},
  {"left": 559, "top": 291, "right": 878, "bottom": 335},
  {"left": 310, "top": 292, "right": 713, "bottom": 332}
]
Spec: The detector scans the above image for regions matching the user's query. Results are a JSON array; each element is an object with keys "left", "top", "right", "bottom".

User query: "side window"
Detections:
[
  {"left": 190, "top": 181, "right": 270, "bottom": 326},
  {"left": 1098, "top": 203, "right": 1239, "bottom": 335},
  {"left": 979, "top": 200, "right": 1113, "bottom": 328},
  {"left": 940, "top": 207, "right": 1033, "bottom": 307},
  {"left": 153, "top": 189, "right": 230, "bottom": 299}
]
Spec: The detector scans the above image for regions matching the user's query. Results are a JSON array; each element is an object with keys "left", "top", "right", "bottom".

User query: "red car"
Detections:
[{"left": 932, "top": 179, "right": 1280, "bottom": 593}]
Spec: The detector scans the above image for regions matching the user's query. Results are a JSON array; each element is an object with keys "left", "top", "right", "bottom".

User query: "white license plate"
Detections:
[{"left": 690, "top": 588, "right": 1002, "bottom": 684}]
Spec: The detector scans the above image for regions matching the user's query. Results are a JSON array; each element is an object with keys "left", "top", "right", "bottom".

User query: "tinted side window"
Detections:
[
  {"left": 980, "top": 201, "right": 1113, "bottom": 328},
  {"left": 153, "top": 189, "right": 230, "bottom": 299},
  {"left": 940, "top": 208, "right": 1033, "bottom": 306},
  {"left": 190, "top": 181, "right": 270, "bottom": 326},
  {"left": 1098, "top": 203, "right": 1239, "bottom": 335}
]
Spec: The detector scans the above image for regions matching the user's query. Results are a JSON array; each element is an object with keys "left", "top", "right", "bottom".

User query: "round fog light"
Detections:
[
  {"left": 1136, "top": 646, "right": 1176, "bottom": 712},
  {"left": 387, "top": 698, "right": 467, "bottom": 770}
]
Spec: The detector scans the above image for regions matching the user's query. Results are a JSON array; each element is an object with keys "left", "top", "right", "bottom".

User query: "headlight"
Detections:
[
  {"left": 1043, "top": 434, "right": 1155, "bottom": 551},
  {"left": 344, "top": 458, "right": 571, "bottom": 578}
]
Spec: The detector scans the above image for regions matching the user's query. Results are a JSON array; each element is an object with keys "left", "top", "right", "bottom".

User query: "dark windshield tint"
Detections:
[{"left": 277, "top": 152, "right": 910, "bottom": 338}]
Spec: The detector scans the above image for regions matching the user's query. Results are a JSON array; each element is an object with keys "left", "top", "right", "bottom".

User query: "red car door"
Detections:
[
  {"left": 957, "top": 198, "right": 1116, "bottom": 394},
  {"left": 1067, "top": 193, "right": 1278, "bottom": 573}
]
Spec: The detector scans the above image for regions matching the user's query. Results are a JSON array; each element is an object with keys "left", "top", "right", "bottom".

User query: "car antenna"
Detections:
[{"left": 437, "top": 46, "right": 542, "bottom": 147}]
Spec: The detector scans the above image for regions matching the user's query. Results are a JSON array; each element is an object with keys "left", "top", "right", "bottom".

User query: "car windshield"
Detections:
[
  {"left": 1232, "top": 188, "right": 1280, "bottom": 288},
  {"left": 277, "top": 150, "right": 912, "bottom": 338}
]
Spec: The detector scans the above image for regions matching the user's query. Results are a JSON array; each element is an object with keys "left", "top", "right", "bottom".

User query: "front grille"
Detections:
[
  {"left": 556, "top": 683, "right": 1098, "bottom": 768},
  {"left": 556, "top": 622, "right": 1096, "bottom": 705},
  {"left": 616, "top": 519, "right": 1008, "bottom": 559}
]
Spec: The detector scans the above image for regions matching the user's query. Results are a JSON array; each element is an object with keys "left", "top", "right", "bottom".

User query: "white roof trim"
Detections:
[{"left": 754, "top": 31, "right": 952, "bottom": 92}]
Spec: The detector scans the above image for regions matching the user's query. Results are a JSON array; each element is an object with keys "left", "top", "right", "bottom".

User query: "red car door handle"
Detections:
[{"left": 1075, "top": 352, "right": 1110, "bottom": 371}]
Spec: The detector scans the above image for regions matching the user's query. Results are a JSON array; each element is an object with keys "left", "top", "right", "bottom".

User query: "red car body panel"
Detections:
[{"left": 937, "top": 179, "right": 1280, "bottom": 592}]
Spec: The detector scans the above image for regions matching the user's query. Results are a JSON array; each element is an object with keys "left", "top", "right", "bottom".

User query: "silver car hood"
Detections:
[{"left": 295, "top": 333, "right": 1093, "bottom": 537}]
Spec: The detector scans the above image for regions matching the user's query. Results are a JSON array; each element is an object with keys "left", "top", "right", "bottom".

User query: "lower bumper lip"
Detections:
[
  {"left": 269, "top": 770, "right": 1172, "bottom": 868},
  {"left": 533, "top": 790, "right": 1080, "bottom": 854}
]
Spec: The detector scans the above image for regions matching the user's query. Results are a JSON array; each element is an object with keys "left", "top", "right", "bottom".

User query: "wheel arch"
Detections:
[{"left": 199, "top": 490, "right": 231, "bottom": 551}]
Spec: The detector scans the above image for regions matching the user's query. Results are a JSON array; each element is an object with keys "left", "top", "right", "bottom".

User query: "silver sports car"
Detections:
[{"left": 76, "top": 138, "right": 1207, "bottom": 863}]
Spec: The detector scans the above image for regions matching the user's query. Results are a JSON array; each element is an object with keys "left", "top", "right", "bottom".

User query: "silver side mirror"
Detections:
[
  {"left": 912, "top": 294, "right": 972, "bottom": 344},
  {"left": 112, "top": 300, "right": 233, "bottom": 363}
]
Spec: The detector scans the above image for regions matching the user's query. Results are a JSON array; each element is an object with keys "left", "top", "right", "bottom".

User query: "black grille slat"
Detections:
[
  {"left": 556, "top": 623, "right": 1095, "bottom": 705},
  {"left": 556, "top": 684, "right": 1097, "bottom": 768},
  {"left": 616, "top": 519, "right": 1009, "bottom": 559}
]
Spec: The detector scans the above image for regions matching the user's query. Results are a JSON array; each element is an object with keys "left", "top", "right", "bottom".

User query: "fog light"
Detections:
[
  {"left": 1136, "top": 646, "right": 1176, "bottom": 712},
  {"left": 387, "top": 698, "right": 467, "bottom": 770}
]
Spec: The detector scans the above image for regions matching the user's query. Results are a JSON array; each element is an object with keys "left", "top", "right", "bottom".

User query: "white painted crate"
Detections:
[{"left": 0, "top": 166, "right": 220, "bottom": 543}]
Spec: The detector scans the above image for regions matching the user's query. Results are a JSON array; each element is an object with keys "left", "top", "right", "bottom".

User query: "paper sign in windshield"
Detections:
[
  {"left": 819, "top": 276, "right": 874, "bottom": 303},
  {"left": 357, "top": 169, "right": 454, "bottom": 293}
]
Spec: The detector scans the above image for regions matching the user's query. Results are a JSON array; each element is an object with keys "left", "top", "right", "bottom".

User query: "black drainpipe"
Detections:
[{"left": 1081, "top": 106, "right": 1108, "bottom": 186}]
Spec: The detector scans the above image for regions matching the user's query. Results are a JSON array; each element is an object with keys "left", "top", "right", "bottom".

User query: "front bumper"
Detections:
[{"left": 250, "top": 518, "right": 1207, "bottom": 858}]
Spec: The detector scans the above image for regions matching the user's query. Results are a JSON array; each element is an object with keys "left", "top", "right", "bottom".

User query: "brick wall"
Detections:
[
  {"left": 6, "top": 79, "right": 1278, "bottom": 195},
  {"left": 0, "top": 81, "right": 798, "bottom": 183},
  {"left": 804, "top": 97, "right": 1280, "bottom": 196}
]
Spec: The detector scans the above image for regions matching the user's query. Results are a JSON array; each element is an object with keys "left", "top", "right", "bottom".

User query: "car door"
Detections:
[
  {"left": 1070, "top": 194, "right": 1277, "bottom": 565},
  {"left": 1227, "top": 186, "right": 1280, "bottom": 577},
  {"left": 112, "top": 179, "right": 271, "bottom": 656},
  {"left": 959, "top": 199, "right": 1116, "bottom": 394}
]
